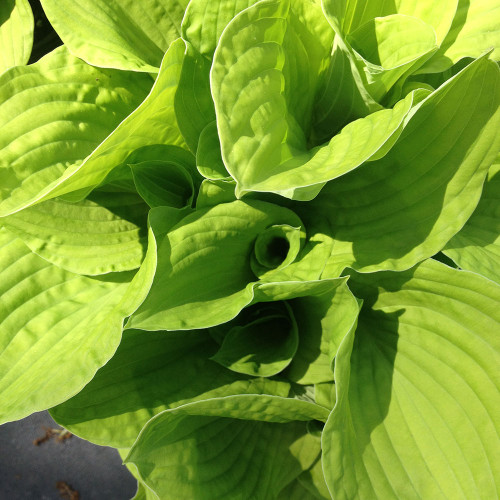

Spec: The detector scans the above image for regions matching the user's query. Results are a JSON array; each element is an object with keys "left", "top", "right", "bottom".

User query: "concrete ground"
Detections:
[{"left": 0, "top": 411, "right": 137, "bottom": 499}]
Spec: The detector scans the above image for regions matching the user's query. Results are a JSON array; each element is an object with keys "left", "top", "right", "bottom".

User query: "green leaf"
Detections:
[
  {"left": 212, "top": 2, "right": 421, "bottom": 201},
  {"left": 39, "top": 0, "right": 188, "bottom": 72},
  {"left": 46, "top": 39, "right": 191, "bottom": 203},
  {"left": 126, "top": 396, "right": 324, "bottom": 499},
  {"left": 128, "top": 200, "right": 303, "bottom": 331},
  {"left": 0, "top": 46, "right": 152, "bottom": 217},
  {"left": 196, "top": 179, "right": 236, "bottom": 209},
  {"left": 211, "top": 301, "right": 299, "bottom": 377},
  {"left": 174, "top": 43, "right": 216, "bottom": 152},
  {"left": 130, "top": 160, "right": 194, "bottom": 209},
  {"left": 421, "top": 0, "right": 500, "bottom": 73},
  {"left": 322, "top": 0, "right": 458, "bottom": 45},
  {"left": 444, "top": 159, "right": 500, "bottom": 284},
  {"left": 51, "top": 328, "right": 291, "bottom": 448},
  {"left": 0, "top": 0, "right": 33, "bottom": 74},
  {"left": 278, "top": 457, "right": 332, "bottom": 499},
  {"left": 213, "top": 0, "right": 415, "bottom": 200},
  {"left": 346, "top": 14, "right": 437, "bottom": 102},
  {"left": 3, "top": 190, "right": 149, "bottom": 275},
  {"left": 196, "top": 121, "right": 230, "bottom": 180},
  {"left": 283, "top": 279, "right": 361, "bottom": 385},
  {"left": 122, "top": 458, "right": 160, "bottom": 500},
  {"left": 323, "top": 260, "right": 500, "bottom": 499},
  {"left": 181, "top": 0, "right": 259, "bottom": 58},
  {"left": 0, "top": 222, "right": 157, "bottom": 424},
  {"left": 311, "top": 56, "right": 500, "bottom": 274},
  {"left": 310, "top": 38, "right": 381, "bottom": 145}
]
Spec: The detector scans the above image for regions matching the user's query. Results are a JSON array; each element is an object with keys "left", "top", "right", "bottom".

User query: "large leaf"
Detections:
[
  {"left": 3, "top": 190, "right": 149, "bottom": 275},
  {"left": 213, "top": 15, "right": 422, "bottom": 199},
  {"left": 421, "top": 0, "right": 500, "bottom": 72},
  {"left": 322, "top": 0, "right": 458, "bottom": 45},
  {"left": 47, "top": 39, "right": 191, "bottom": 202},
  {"left": 51, "top": 328, "right": 291, "bottom": 448},
  {"left": 128, "top": 200, "right": 304, "bottom": 331},
  {"left": 308, "top": 56, "right": 500, "bottom": 274},
  {"left": 212, "top": 0, "right": 419, "bottom": 200},
  {"left": 444, "top": 159, "right": 500, "bottom": 284},
  {"left": 174, "top": 43, "right": 216, "bottom": 152},
  {"left": 39, "top": 0, "right": 188, "bottom": 72},
  {"left": 182, "top": 0, "right": 259, "bottom": 58},
  {"left": 0, "top": 0, "right": 33, "bottom": 74},
  {"left": 323, "top": 260, "right": 500, "bottom": 499},
  {"left": 0, "top": 221, "right": 157, "bottom": 424},
  {"left": 282, "top": 279, "right": 361, "bottom": 385},
  {"left": 321, "top": 0, "right": 457, "bottom": 106},
  {"left": 126, "top": 396, "right": 324, "bottom": 499},
  {"left": 346, "top": 14, "right": 437, "bottom": 102},
  {"left": 0, "top": 46, "right": 152, "bottom": 217}
]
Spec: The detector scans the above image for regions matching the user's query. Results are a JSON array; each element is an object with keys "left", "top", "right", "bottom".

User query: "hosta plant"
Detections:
[{"left": 1, "top": 0, "right": 499, "bottom": 498}]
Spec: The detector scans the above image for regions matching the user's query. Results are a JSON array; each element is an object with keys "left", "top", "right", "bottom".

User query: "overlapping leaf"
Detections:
[
  {"left": 3, "top": 190, "right": 149, "bottom": 275},
  {"left": 0, "top": 0, "right": 33, "bottom": 74},
  {"left": 40, "top": 0, "right": 188, "bottom": 72},
  {"left": 128, "top": 200, "right": 304, "bottom": 330},
  {"left": 126, "top": 395, "right": 325, "bottom": 499},
  {"left": 444, "top": 159, "right": 500, "bottom": 284},
  {"left": 51, "top": 328, "right": 291, "bottom": 448},
  {"left": 0, "top": 222, "right": 157, "bottom": 424},
  {"left": 47, "top": 39, "right": 192, "bottom": 202},
  {"left": 323, "top": 260, "right": 500, "bottom": 499},
  {"left": 308, "top": 56, "right": 500, "bottom": 274},
  {"left": 212, "top": 4, "right": 423, "bottom": 199},
  {"left": 420, "top": 0, "right": 500, "bottom": 72},
  {"left": 0, "top": 46, "right": 152, "bottom": 217}
]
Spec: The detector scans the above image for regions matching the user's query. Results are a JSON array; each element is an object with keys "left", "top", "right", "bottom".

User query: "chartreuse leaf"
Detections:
[
  {"left": 444, "top": 159, "right": 500, "bottom": 284},
  {"left": 0, "top": 218, "right": 158, "bottom": 424},
  {"left": 310, "top": 38, "right": 381, "bottom": 145},
  {"left": 126, "top": 395, "right": 326, "bottom": 499},
  {"left": 278, "top": 457, "right": 331, "bottom": 499},
  {"left": 0, "top": 0, "right": 33, "bottom": 74},
  {"left": 47, "top": 39, "right": 191, "bottom": 203},
  {"left": 346, "top": 15, "right": 437, "bottom": 102},
  {"left": 211, "top": 0, "right": 421, "bottom": 200},
  {"left": 120, "top": 455, "right": 160, "bottom": 500},
  {"left": 182, "top": 0, "right": 259, "bottom": 58},
  {"left": 0, "top": 46, "right": 152, "bottom": 218},
  {"left": 282, "top": 279, "right": 361, "bottom": 385},
  {"left": 39, "top": 0, "right": 188, "bottom": 72},
  {"left": 213, "top": 0, "right": 421, "bottom": 200},
  {"left": 243, "top": 279, "right": 358, "bottom": 384},
  {"left": 174, "top": 43, "right": 216, "bottom": 153},
  {"left": 211, "top": 301, "right": 299, "bottom": 377},
  {"left": 2, "top": 190, "right": 149, "bottom": 275},
  {"left": 421, "top": 0, "right": 500, "bottom": 73},
  {"left": 322, "top": 0, "right": 457, "bottom": 44},
  {"left": 128, "top": 200, "right": 304, "bottom": 331},
  {"left": 311, "top": 56, "right": 500, "bottom": 274},
  {"left": 51, "top": 328, "right": 291, "bottom": 448},
  {"left": 196, "top": 179, "right": 236, "bottom": 209},
  {"left": 207, "top": 278, "right": 358, "bottom": 383},
  {"left": 323, "top": 260, "right": 500, "bottom": 500},
  {"left": 196, "top": 121, "right": 230, "bottom": 180},
  {"left": 130, "top": 160, "right": 194, "bottom": 209}
]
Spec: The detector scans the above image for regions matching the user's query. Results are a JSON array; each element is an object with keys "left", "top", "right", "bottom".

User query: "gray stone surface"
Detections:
[{"left": 0, "top": 411, "right": 137, "bottom": 499}]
